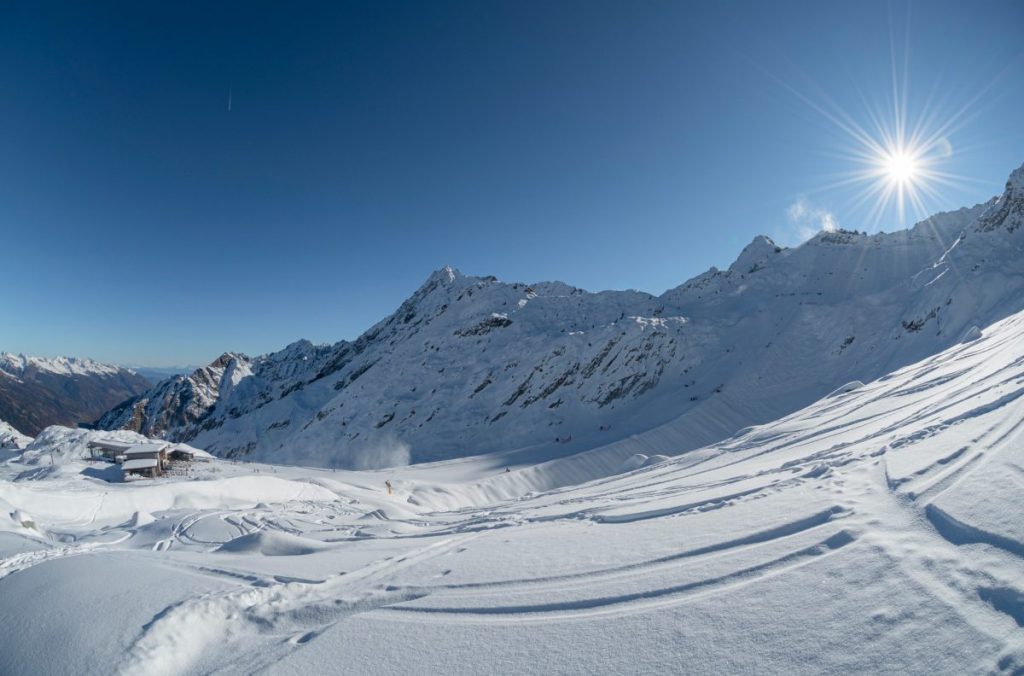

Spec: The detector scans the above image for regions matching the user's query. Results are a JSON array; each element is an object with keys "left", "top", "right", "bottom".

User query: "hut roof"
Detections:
[
  {"left": 170, "top": 443, "right": 215, "bottom": 459},
  {"left": 87, "top": 439, "right": 135, "bottom": 452},
  {"left": 123, "top": 442, "right": 169, "bottom": 457},
  {"left": 122, "top": 458, "right": 159, "bottom": 471}
]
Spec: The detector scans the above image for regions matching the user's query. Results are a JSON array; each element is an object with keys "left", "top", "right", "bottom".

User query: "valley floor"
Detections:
[{"left": 3, "top": 311, "right": 1024, "bottom": 674}]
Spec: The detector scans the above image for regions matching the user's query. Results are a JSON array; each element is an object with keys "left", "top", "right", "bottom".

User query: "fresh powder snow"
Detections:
[{"left": 1, "top": 306, "right": 1023, "bottom": 673}]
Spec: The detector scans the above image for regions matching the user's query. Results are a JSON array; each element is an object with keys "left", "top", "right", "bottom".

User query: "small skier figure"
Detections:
[{"left": 385, "top": 479, "right": 393, "bottom": 495}]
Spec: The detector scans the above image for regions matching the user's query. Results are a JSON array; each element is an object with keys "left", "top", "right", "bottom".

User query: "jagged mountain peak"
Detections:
[
  {"left": 269, "top": 339, "right": 327, "bottom": 363},
  {"left": 417, "top": 265, "right": 466, "bottom": 291},
  {"left": 729, "top": 235, "right": 784, "bottom": 273},
  {"left": 434, "top": 264, "right": 459, "bottom": 283},
  {"left": 976, "top": 161, "right": 1024, "bottom": 234},
  {"left": 410, "top": 266, "right": 585, "bottom": 309},
  {"left": 1004, "top": 161, "right": 1024, "bottom": 191},
  {"left": 805, "top": 227, "right": 870, "bottom": 246},
  {"left": 400, "top": 265, "right": 476, "bottom": 310},
  {"left": 208, "top": 352, "right": 248, "bottom": 369}
]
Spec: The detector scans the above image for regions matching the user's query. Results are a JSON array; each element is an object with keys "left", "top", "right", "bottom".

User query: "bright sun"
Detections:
[
  {"left": 772, "top": 12, "right": 998, "bottom": 229},
  {"left": 883, "top": 151, "right": 918, "bottom": 184}
]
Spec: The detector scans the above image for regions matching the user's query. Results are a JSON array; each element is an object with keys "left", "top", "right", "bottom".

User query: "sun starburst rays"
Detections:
[{"left": 765, "top": 4, "right": 1019, "bottom": 235}]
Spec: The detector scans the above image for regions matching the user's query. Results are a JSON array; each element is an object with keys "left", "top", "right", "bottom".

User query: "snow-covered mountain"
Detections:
[
  {"left": 4, "top": 296, "right": 1024, "bottom": 674},
  {"left": 98, "top": 163, "right": 1024, "bottom": 469},
  {"left": 0, "top": 354, "right": 151, "bottom": 435}
]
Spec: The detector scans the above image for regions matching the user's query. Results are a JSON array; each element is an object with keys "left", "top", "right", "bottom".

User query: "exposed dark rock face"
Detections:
[{"left": 0, "top": 355, "right": 151, "bottom": 435}]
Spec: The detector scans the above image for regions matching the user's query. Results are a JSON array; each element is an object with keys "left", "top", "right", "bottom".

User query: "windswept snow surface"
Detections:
[{"left": 3, "top": 308, "right": 1024, "bottom": 673}]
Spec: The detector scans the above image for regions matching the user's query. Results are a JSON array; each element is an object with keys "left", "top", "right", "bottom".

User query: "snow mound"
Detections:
[
  {"left": 618, "top": 453, "right": 670, "bottom": 473},
  {"left": 0, "top": 475, "right": 339, "bottom": 527},
  {"left": 216, "top": 530, "right": 329, "bottom": 556},
  {"left": 9, "top": 509, "right": 37, "bottom": 531},
  {"left": 124, "top": 511, "right": 155, "bottom": 528},
  {"left": 827, "top": 381, "right": 864, "bottom": 397},
  {"left": 619, "top": 454, "right": 649, "bottom": 472},
  {"left": 0, "top": 420, "right": 32, "bottom": 450},
  {"left": 960, "top": 325, "right": 983, "bottom": 343},
  {"left": 19, "top": 426, "right": 150, "bottom": 466}
]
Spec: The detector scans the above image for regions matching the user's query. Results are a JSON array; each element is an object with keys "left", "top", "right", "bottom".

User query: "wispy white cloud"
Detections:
[{"left": 779, "top": 197, "right": 839, "bottom": 245}]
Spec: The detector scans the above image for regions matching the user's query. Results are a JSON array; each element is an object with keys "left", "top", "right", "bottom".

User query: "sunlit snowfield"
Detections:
[{"left": 2, "top": 309, "right": 1024, "bottom": 675}]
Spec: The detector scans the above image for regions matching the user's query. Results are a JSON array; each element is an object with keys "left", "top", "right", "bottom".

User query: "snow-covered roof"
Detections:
[
  {"left": 87, "top": 439, "right": 136, "bottom": 451},
  {"left": 123, "top": 442, "right": 169, "bottom": 457},
  {"left": 170, "top": 443, "right": 215, "bottom": 459},
  {"left": 121, "top": 458, "right": 158, "bottom": 471}
]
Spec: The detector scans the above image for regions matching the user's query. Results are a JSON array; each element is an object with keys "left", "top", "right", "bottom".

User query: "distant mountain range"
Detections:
[
  {"left": 0, "top": 354, "right": 151, "bottom": 436},
  {"left": 95, "top": 163, "right": 1024, "bottom": 469}
]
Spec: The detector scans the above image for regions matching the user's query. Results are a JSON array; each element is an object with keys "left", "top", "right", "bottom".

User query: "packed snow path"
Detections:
[{"left": 3, "top": 311, "right": 1024, "bottom": 674}]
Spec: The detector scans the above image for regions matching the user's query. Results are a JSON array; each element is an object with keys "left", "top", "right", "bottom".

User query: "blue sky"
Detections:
[{"left": 1, "top": 1, "right": 1022, "bottom": 366}]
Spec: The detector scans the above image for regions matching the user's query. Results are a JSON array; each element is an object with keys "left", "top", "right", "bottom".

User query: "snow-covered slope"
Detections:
[
  {"left": 0, "top": 419, "right": 31, "bottom": 450},
  {"left": 0, "top": 354, "right": 151, "bottom": 435},
  {"left": 3, "top": 301, "right": 1024, "bottom": 674},
  {"left": 98, "top": 163, "right": 1024, "bottom": 470}
]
